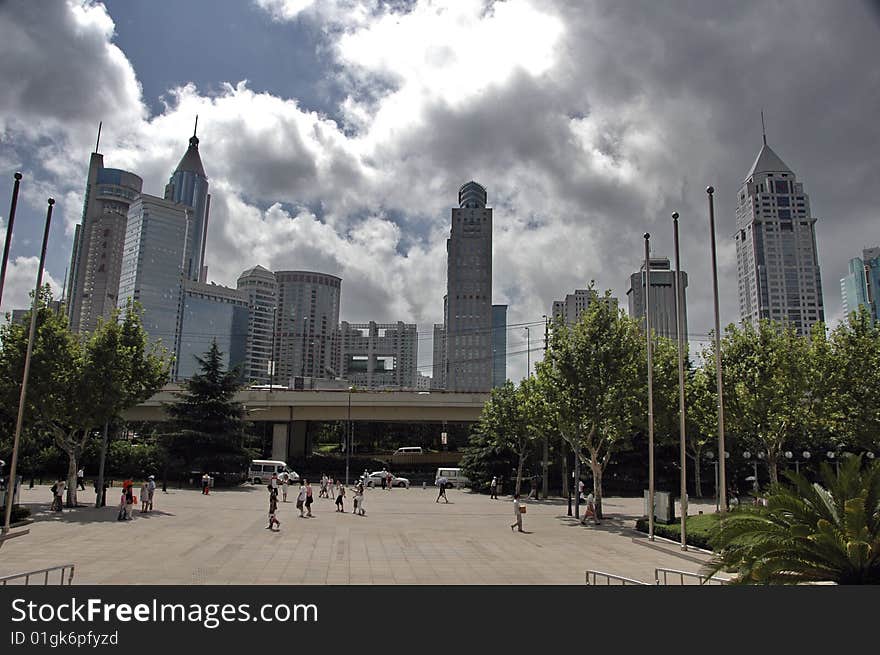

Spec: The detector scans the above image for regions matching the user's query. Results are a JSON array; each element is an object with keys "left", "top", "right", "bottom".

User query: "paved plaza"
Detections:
[{"left": 1, "top": 484, "right": 716, "bottom": 585}]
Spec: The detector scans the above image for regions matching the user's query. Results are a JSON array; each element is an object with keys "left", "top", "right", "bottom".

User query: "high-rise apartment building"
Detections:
[
  {"left": 432, "top": 322, "right": 446, "bottom": 390},
  {"left": 444, "top": 181, "right": 493, "bottom": 392},
  {"left": 626, "top": 257, "right": 688, "bottom": 339},
  {"left": 491, "top": 304, "right": 507, "bottom": 388},
  {"left": 274, "top": 271, "right": 341, "bottom": 385},
  {"left": 164, "top": 125, "right": 210, "bottom": 282},
  {"left": 67, "top": 151, "right": 143, "bottom": 333},
  {"left": 176, "top": 281, "right": 249, "bottom": 380},
  {"left": 237, "top": 265, "right": 278, "bottom": 385},
  {"left": 116, "top": 194, "right": 191, "bottom": 361},
  {"left": 339, "top": 321, "right": 418, "bottom": 390},
  {"left": 735, "top": 131, "right": 824, "bottom": 335},
  {"left": 552, "top": 288, "right": 618, "bottom": 327},
  {"left": 841, "top": 247, "right": 880, "bottom": 321}
]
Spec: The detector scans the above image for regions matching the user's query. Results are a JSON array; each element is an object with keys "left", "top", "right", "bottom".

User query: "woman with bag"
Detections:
[
  {"left": 296, "top": 483, "right": 306, "bottom": 517},
  {"left": 510, "top": 493, "right": 524, "bottom": 532}
]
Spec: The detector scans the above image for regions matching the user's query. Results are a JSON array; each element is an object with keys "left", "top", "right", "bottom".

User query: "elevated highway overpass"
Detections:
[{"left": 123, "top": 387, "right": 490, "bottom": 460}]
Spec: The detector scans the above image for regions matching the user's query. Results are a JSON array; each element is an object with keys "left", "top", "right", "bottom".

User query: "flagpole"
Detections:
[
  {"left": 707, "top": 186, "right": 727, "bottom": 513},
  {"left": 644, "top": 232, "right": 655, "bottom": 541},
  {"left": 0, "top": 172, "right": 23, "bottom": 309},
  {"left": 672, "top": 212, "right": 688, "bottom": 549}
]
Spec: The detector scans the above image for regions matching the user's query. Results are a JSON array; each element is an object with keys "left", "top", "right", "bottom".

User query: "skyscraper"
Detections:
[
  {"left": 626, "top": 257, "right": 688, "bottom": 340},
  {"left": 237, "top": 265, "right": 278, "bottom": 385},
  {"left": 445, "top": 181, "right": 493, "bottom": 392},
  {"left": 735, "top": 129, "right": 825, "bottom": 335},
  {"left": 840, "top": 247, "right": 880, "bottom": 321},
  {"left": 164, "top": 122, "right": 210, "bottom": 283},
  {"left": 176, "top": 281, "right": 249, "bottom": 380},
  {"left": 274, "top": 271, "right": 341, "bottom": 385},
  {"left": 432, "top": 321, "right": 446, "bottom": 390},
  {"left": 491, "top": 304, "right": 507, "bottom": 388},
  {"left": 339, "top": 321, "right": 418, "bottom": 390},
  {"left": 67, "top": 151, "right": 143, "bottom": 333},
  {"left": 116, "top": 194, "right": 191, "bottom": 360},
  {"left": 551, "top": 288, "right": 618, "bottom": 327}
]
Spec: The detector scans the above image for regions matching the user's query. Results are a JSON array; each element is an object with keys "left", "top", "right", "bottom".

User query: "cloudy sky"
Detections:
[{"left": 1, "top": 0, "right": 879, "bottom": 380}]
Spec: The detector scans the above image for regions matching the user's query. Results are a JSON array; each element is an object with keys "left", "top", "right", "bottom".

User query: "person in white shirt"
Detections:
[
  {"left": 140, "top": 481, "right": 150, "bottom": 512},
  {"left": 510, "top": 494, "right": 524, "bottom": 532},
  {"left": 280, "top": 472, "right": 290, "bottom": 502},
  {"left": 147, "top": 475, "right": 156, "bottom": 511}
]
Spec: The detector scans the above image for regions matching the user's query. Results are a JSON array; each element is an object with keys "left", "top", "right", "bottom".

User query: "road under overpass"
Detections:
[{"left": 122, "top": 387, "right": 490, "bottom": 461}]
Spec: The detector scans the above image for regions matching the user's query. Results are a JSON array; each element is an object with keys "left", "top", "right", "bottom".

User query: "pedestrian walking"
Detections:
[
  {"left": 296, "top": 484, "right": 306, "bottom": 517},
  {"left": 140, "top": 480, "right": 150, "bottom": 512},
  {"left": 147, "top": 475, "right": 156, "bottom": 511},
  {"left": 201, "top": 472, "right": 211, "bottom": 495},
  {"left": 305, "top": 479, "right": 314, "bottom": 517},
  {"left": 355, "top": 482, "right": 365, "bottom": 516},
  {"left": 581, "top": 491, "right": 595, "bottom": 524},
  {"left": 50, "top": 478, "right": 65, "bottom": 512},
  {"left": 116, "top": 488, "right": 127, "bottom": 521},
  {"left": 76, "top": 467, "right": 85, "bottom": 491},
  {"left": 510, "top": 493, "right": 524, "bottom": 532},
  {"left": 267, "top": 490, "right": 280, "bottom": 531},
  {"left": 335, "top": 483, "right": 346, "bottom": 512},
  {"left": 435, "top": 476, "right": 448, "bottom": 503},
  {"left": 386, "top": 471, "right": 393, "bottom": 490},
  {"left": 280, "top": 472, "right": 290, "bottom": 502},
  {"left": 490, "top": 476, "right": 498, "bottom": 499},
  {"left": 123, "top": 480, "right": 135, "bottom": 520}
]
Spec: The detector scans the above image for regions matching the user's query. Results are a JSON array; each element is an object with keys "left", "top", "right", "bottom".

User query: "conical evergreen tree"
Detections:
[{"left": 164, "top": 341, "right": 251, "bottom": 479}]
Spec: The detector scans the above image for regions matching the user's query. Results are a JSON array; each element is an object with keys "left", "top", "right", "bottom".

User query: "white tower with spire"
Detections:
[{"left": 734, "top": 116, "right": 825, "bottom": 334}]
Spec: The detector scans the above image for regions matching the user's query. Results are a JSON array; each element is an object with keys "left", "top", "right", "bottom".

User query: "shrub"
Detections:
[{"left": 635, "top": 513, "right": 720, "bottom": 550}]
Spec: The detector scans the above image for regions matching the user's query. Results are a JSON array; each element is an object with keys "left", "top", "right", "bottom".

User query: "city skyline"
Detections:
[{"left": 2, "top": 1, "right": 880, "bottom": 383}]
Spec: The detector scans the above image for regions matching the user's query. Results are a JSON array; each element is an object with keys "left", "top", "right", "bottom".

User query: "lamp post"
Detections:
[
  {"left": 706, "top": 450, "right": 729, "bottom": 512},
  {"left": 743, "top": 451, "right": 759, "bottom": 494},
  {"left": 827, "top": 451, "right": 839, "bottom": 477},
  {"left": 672, "top": 211, "right": 687, "bottom": 550},
  {"left": 644, "top": 232, "right": 655, "bottom": 540},
  {"left": 269, "top": 306, "right": 277, "bottom": 392},
  {"left": 346, "top": 386, "right": 353, "bottom": 485},
  {"left": 706, "top": 186, "right": 727, "bottom": 512},
  {"left": 784, "top": 450, "right": 810, "bottom": 475},
  {"left": 3, "top": 198, "right": 53, "bottom": 538}
]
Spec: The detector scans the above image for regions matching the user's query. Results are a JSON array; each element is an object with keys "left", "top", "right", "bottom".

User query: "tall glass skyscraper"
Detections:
[
  {"left": 840, "top": 247, "right": 880, "bottom": 321},
  {"left": 491, "top": 304, "right": 507, "bottom": 388},
  {"left": 735, "top": 132, "right": 824, "bottom": 335},
  {"left": 165, "top": 126, "right": 210, "bottom": 282},
  {"left": 117, "top": 195, "right": 191, "bottom": 360},
  {"left": 67, "top": 152, "right": 143, "bottom": 333}
]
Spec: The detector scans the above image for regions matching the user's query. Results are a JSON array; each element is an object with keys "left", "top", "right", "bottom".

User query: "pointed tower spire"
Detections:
[
  {"left": 761, "top": 110, "right": 767, "bottom": 146},
  {"left": 193, "top": 114, "right": 198, "bottom": 139}
]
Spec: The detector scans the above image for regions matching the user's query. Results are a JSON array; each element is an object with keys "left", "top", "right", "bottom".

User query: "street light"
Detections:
[
  {"left": 743, "top": 451, "right": 759, "bottom": 494},
  {"left": 827, "top": 451, "right": 839, "bottom": 477},
  {"left": 705, "top": 450, "right": 729, "bottom": 511},
  {"left": 784, "top": 450, "right": 810, "bottom": 475},
  {"left": 346, "top": 386, "right": 353, "bottom": 485}
]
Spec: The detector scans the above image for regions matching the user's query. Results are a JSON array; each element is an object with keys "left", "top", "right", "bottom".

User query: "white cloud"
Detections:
[{"left": 0, "top": 256, "right": 63, "bottom": 318}]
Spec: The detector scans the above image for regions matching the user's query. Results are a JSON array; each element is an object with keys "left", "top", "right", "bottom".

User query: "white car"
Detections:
[{"left": 365, "top": 471, "right": 410, "bottom": 488}]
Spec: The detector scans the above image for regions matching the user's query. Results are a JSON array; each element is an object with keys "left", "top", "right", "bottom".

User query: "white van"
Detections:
[
  {"left": 435, "top": 467, "right": 469, "bottom": 488},
  {"left": 249, "top": 460, "right": 299, "bottom": 485},
  {"left": 393, "top": 447, "right": 423, "bottom": 455}
]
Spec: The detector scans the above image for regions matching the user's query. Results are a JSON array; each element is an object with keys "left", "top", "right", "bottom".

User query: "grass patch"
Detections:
[{"left": 635, "top": 512, "right": 720, "bottom": 550}]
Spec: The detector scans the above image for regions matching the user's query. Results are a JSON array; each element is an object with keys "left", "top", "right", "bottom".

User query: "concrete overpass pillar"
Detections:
[
  {"left": 271, "top": 423, "right": 289, "bottom": 461},
  {"left": 290, "top": 421, "right": 308, "bottom": 458}
]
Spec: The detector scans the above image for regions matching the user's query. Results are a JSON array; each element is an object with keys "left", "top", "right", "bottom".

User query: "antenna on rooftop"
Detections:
[
  {"left": 761, "top": 111, "right": 767, "bottom": 146},
  {"left": 193, "top": 115, "right": 199, "bottom": 138},
  {"left": 95, "top": 121, "right": 103, "bottom": 153}
]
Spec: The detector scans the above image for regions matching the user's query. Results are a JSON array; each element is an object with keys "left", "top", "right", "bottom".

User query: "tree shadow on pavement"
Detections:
[{"left": 26, "top": 502, "right": 176, "bottom": 524}]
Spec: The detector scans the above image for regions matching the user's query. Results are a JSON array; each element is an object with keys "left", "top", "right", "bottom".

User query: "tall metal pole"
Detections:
[
  {"left": 672, "top": 212, "right": 688, "bottom": 550},
  {"left": 3, "top": 198, "right": 54, "bottom": 535},
  {"left": 644, "top": 233, "right": 655, "bottom": 540},
  {"left": 707, "top": 186, "right": 727, "bottom": 512},
  {"left": 0, "top": 172, "right": 23, "bottom": 309},
  {"left": 269, "top": 306, "right": 277, "bottom": 392},
  {"left": 542, "top": 315, "right": 548, "bottom": 499},
  {"left": 346, "top": 387, "right": 352, "bottom": 485}
]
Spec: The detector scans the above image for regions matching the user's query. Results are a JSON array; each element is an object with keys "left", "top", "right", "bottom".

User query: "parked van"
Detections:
[
  {"left": 249, "top": 460, "right": 299, "bottom": 485},
  {"left": 393, "top": 447, "right": 423, "bottom": 455},
  {"left": 435, "top": 467, "right": 469, "bottom": 488}
]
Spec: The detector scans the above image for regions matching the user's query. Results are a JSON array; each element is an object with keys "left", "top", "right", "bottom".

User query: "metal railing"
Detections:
[
  {"left": 0, "top": 563, "right": 75, "bottom": 586},
  {"left": 654, "top": 567, "right": 730, "bottom": 586},
  {"left": 585, "top": 569, "right": 650, "bottom": 585}
]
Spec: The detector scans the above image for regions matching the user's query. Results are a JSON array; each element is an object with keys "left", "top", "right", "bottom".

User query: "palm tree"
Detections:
[{"left": 706, "top": 454, "right": 880, "bottom": 584}]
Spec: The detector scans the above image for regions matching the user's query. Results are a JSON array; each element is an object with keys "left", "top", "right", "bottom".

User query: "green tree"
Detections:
[
  {"left": 707, "top": 455, "right": 880, "bottom": 584},
  {"left": 87, "top": 302, "right": 170, "bottom": 505},
  {"left": 722, "top": 320, "right": 812, "bottom": 484},
  {"left": 537, "top": 288, "right": 644, "bottom": 519},
  {"left": 686, "top": 361, "right": 720, "bottom": 498},
  {"left": 163, "top": 341, "right": 252, "bottom": 478},
  {"left": 824, "top": 308, "right": 880, "bottom": 453}
]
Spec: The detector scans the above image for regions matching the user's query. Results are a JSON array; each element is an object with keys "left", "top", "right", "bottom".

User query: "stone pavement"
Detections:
[{"left": 0, "top": 484, "right": 717, "bottom": 585}]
